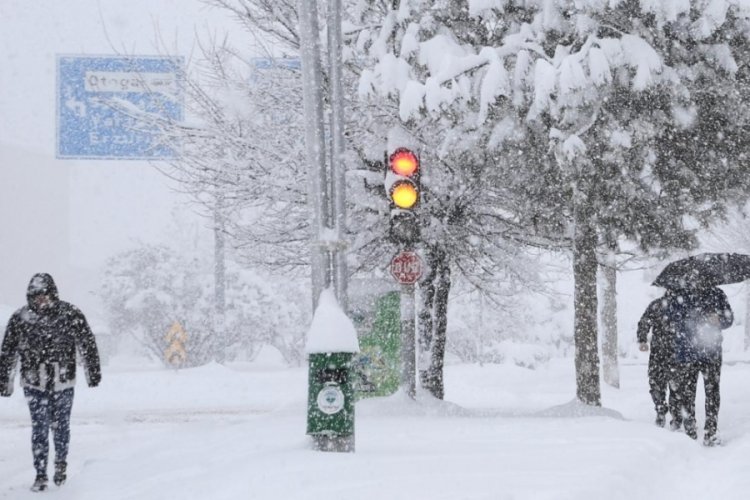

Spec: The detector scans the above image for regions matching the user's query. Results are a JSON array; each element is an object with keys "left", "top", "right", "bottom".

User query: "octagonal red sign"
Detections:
[{"left": 390, "top": 251, "right": 423, "bottom": 284}]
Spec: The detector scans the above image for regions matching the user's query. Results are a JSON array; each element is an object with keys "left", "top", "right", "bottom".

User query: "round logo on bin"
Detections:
[{"left": 317, "top": 384, "right": 345, "bottom": 415}]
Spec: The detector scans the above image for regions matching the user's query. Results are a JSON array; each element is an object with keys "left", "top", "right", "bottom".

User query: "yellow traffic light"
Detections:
[
  {"left": 387, "top": 148, "right": 420, "bottom": 210},
  {"left": 385, "top": 147, "right": 421, "bottom": 244},
  {"left": 390, "top": 180, "right": 419, "bottom": 209}
]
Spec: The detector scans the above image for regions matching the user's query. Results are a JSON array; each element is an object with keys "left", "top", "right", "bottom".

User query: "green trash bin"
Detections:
[{"left": 307, "top": 352, "right": 355, "bottom": 452}]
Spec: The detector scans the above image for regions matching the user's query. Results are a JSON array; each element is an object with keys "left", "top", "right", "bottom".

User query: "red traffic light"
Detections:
[{"left": 389, "top": 148, "right": 419, "bottom": 177}]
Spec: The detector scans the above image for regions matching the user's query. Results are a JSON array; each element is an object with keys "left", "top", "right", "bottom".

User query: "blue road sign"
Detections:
[
  {"left": 57, "top": 55, "right": 183, "bottom": 160},
  {"left": 251, "top": 57, "right": 301, "bottom": 71}
]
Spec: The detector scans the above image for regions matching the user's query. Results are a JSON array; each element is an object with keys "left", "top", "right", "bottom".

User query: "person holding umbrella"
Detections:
[
  {"left": 637, "top": 289, "right": 681, "bottom": 429},
  {"left": 652, "top": 253, "right": 748, "bottom": 446},
  {"left": 669, "top": 286, "right": 733, "bottom": 445}
]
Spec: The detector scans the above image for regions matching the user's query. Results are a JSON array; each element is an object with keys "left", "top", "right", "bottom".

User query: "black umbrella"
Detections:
[{"left": 652, "top": 252, "right": 750, "bottom": 289}]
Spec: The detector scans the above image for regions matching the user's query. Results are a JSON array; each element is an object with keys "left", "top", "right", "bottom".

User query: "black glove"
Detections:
[{"left": 88, "top": 373, "right": 101, "bottom": 388}]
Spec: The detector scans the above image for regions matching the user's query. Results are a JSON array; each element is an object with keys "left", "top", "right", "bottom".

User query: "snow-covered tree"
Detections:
[
  {"left": 132, "top": 0, "right": 750, "bottom": 403},
  {"left": 701, "top": 204, "right": 750, "bottom": 350},
  {"left": 354, "top": 0, "right": 750, "bottom": 404},
  {"left": 100, "top": 245, "right": 308, "bottom": 367},
  {"left": 145, "top": 41, "right": 310, "bottom": 271},
  {"left": 128, "top": 0, "right": 545, "bottom": 399}
]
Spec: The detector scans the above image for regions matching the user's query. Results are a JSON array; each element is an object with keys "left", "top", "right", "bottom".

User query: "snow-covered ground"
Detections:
[{"left": 2, "top": 349, "right": 750, "bottom": 500}]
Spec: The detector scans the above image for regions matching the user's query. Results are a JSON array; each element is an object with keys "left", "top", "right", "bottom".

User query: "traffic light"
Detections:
[{"left": 385, "top": 147, "right": 420, "bottom": 244}]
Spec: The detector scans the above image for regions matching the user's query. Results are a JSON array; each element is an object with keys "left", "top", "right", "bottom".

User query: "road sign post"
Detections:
[
  {"left": 399, "top": 283, "right": 417, "bottom": 398},
  {"left": 385, "top": 143, "right": 423, "bottom": 398},
  {"left": 390, "top": 251, "right": 423, "bottom": 398}
]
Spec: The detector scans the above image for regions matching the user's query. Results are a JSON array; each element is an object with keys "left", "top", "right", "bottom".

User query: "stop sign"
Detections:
[{"left": 390, "top": 251, "right": 423, "bottom": 284}]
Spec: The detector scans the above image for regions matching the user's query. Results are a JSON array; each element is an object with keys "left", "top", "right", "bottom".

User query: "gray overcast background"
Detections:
[{"left": 0, "top": 1, "right": 239, "bottom": 312}]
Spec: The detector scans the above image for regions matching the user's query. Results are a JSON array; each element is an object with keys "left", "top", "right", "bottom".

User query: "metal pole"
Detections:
[
  {"left": 213, "top": 195, "right": 226, "bottom": 363},
  {"left": 298, "top": 0, "right": 332, "bottom": 310},
  {"left": 327, "top": 0, "right": 348, "bottom": 311},
  {"left": 400, "top": 283, "right": 416, "bottom": 398}
]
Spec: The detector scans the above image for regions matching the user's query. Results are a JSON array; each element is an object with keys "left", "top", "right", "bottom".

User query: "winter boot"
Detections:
[
  {"left": 703, "top": 432, "right": 721, "bottom": 447},
  {"left": 30, "top": 474, "right": 48, "bottom": 492},
  {"left": 685, "top": 424, "right": 698, "bottom": 440},
  {"left": 54, "top": 462, "right": 67, "bottom": 486},
  {"left": 655, "top": 413, "right": 666, "bottom": 428}
]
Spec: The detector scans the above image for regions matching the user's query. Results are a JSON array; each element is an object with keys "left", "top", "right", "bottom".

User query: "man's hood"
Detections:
[{"left": 26, "top": 273, "right": 60, "bottom": 309}]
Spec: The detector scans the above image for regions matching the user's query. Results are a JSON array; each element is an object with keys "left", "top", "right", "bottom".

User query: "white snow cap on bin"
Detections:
[{"left": 305, "top": 289, "right": 360, "bottom": 354}]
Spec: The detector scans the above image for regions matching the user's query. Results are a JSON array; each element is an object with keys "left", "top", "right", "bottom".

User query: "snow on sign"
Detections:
[
  {"left": 57, "top": 55, "right": 183, "bottom": 160},
  {"left": 390, "top": 251, "right": 423, "bottom": 285},
  {"left": 251, "top": 57, "right": 301, "bottom": 71}
]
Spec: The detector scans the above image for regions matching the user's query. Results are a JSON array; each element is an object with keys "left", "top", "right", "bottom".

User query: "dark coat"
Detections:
[
  {"left": 671, "top": 287, "right": 733, "bottom": 364},
  {"left": 637, "top": 293, "right": 678, "bottom": 360},
  {"left": 0, "top": 273, "right": 101, "bottom": 396}
]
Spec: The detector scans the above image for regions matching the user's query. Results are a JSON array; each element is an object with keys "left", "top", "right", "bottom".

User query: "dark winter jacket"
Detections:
[
  {"left": 0, "top": 273, "right": 101, "bottom": 396},
  {"left": 671, "top": 287, "right": 733, "bottom": 364},
  {"left": 637, "top": 293, "right": 678, "bottom": 360}
]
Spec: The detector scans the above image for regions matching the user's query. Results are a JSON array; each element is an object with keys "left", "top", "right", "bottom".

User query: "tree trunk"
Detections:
[
  {"left": 420, "top": 247, "right": 450, "bottom": 399},
  {"left": 418, "top": 247, "right": 437, "bottom": 381},
  {"left": 573, "top": 199, "right": 601, "bottom": 406},
  {"left": 599, "top": 253, "right": 619, "bottom": 388}
]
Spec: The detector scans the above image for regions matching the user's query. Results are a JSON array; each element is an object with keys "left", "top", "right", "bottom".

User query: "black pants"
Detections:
[
  {"left": 674, "top": 359, "right": 721, "bottom": 436},
  {"left": 24, "top": 387, "right": 75, "bottom": 476},
  {"left": 648, "top": 354, "right": 679, "bottom": 419}
]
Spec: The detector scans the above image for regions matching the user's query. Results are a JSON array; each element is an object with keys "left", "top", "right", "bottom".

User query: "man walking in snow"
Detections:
[
  {"left": 0, "top": 273, "right": 101, "bottom": 491},
  {"left": 670, "top": 286, "right": 733, "bottom": 446},
  {"left": 637, "top": 289, "right": 680, "bottom": 429}
]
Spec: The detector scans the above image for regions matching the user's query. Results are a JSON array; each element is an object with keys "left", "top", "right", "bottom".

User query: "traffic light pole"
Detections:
[{"left": 386, "top": 146, "right": 422, "bottom": 400}]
